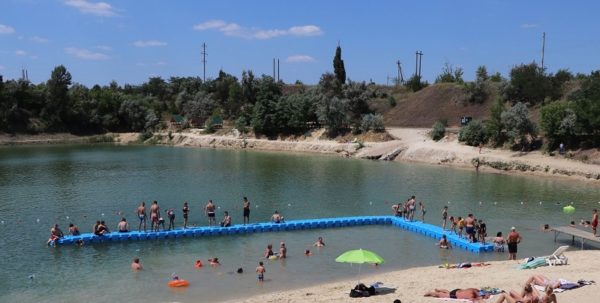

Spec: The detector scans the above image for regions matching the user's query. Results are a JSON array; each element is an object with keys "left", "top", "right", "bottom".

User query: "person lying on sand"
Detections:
[
  {"left": 424, "top": 288, "right": 490, "bottom": 302},
  {"left": 525, "top": 274, "right": 577, "bottom": 290},
  {"left": 493, "top": 283, "right": 537, "bottom": 303}
]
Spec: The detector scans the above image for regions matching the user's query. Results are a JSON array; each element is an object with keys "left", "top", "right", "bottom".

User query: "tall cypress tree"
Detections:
[{"left": 333, "top": 45, "right": 346, "bottom": 85}]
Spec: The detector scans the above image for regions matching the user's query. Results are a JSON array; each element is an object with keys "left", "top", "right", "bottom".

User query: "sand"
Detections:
[{"left": 225, "top": 250, "right": 600, "bottom": 303}]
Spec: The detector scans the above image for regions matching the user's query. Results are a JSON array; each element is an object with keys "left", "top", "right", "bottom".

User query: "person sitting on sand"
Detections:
[
  {"left": 264, "top": 244, "right": 274, "bottom": 258},
  {"left": 314, "top": 237, "right": 325, "bottom": 247},
  {"left": 69, "top": 223, "right": 80, "bottom": 236},
  {"left": 271, "top": 211, "right": 284, "bottom": 223},
  {"left": 424, "top": 288, "right": 490, "bottom": 302},
  {"left": 131, "top": 258, "right": 142, "bottom": 270},
  {"left": 493, "top": 232, "right": 505, "bottom": 252},
  {"left": 493, "top": 283, "right": 537, "bottom": 303},
  {"left": 438, "top": 235, "right": 452, "bottom": 249},
  {"left": 208, "top": 258, "right": 220, "bottom": 266}
]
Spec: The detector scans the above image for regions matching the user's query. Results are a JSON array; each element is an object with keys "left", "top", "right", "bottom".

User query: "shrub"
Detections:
[
  {"left": 430, "top": 121, "right": 446, "bottom": 141},
  {"left": 435, "top": 62, "right": 464, "bottom": 84},
  {"left": 388, "top": 95, "right": 397, "bottom": 107},
  {"left": 458, "top": 120, "right": 488, "bottom": 146},
  {"left": 405, "top": 75, "right": 428, "bottom": 92},
  {"left": 234, "top": 116, "right": 248, "bottom": 134},
  {"left": 500, "top": 102, "right": 537, "bottom": 148},
  {"left": 360, "top": 113, "right": 385, "bottom": 133}
]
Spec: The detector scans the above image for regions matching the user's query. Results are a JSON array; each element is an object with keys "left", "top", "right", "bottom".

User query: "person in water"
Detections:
[
  {"left": 220, "top": 211, "right": 232, "bottom": 227},
  {"left": 264, "top": 244, "right": 274, "bottom": 258},
  {"left": 493, "top": 232, "right": 506, "bottom": 252},
  {"left": 271, "top": 211, "right": 284, "bottom": 223},
  {"left": 314, "top": 237, "right": 325, "bottom": 247},
  {"left": 182, "top": 202, "right": 189, "bottom": 229},
  {"left": 438, "top": 235, "right": 451, "bottom": 249},
  {"left": 419, "top": 201, "right": 426, "bottom": 222},
  {"left": 256, "top": 261, "right": 265, "bottom": 282},
  {"left": 424, "top": 288, "right": 490, "bottom": 302},
  {"left": 47, "top": 224, "right": 64, "bottom": 245},
  {"left": 242, "top": 197, "right": 250, "bottom": 224},
  {"left": 208, "top": 258, "right": 220, "bottom": 266},
  {"left": 137, "top": 201, "right": 147, "bottom": 232},
  {"left": 279, "top": 242, "right": 287, "bottom": 259},
  {"left": 205, "top": 200, "right": 216, "bottom": 226},
  {"left": 304, "top": 249, "right": 312, "bottom": 256},
  {"left": 131, "top": 258, "right": 142, "bottom": 270},
  {"left": 97, "top": 220, "right": 110, "bottom": 235},
  {"left": 117, "top": 218, "right": 129, "bottom": 233},
  {"left": 68, "top": 223, "right": 80, "bottom": 236}
]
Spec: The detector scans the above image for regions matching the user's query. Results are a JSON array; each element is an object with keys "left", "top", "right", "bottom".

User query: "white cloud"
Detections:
[
  {"left": 63, "top": 0, "right": 117, "bottom": 17},
  {"left": 96, "top": 45, "right": 112, "bottom": 51},
  {"left": 192, "top": 19, "right": 324, "bottom": 40},
  {"left": 520, "top": 23, "right": 538, "bottom": 29},
  {"left": 286, "top": 55, "right": 315, "bottom": 63},
  {"left": 30, "top": 36, "right": 49, "bottom": 43},
  {"left": 133, "top": 40, "right": 167, "bottom": 47},
  {"left": 0, "top": 24, "right": 15, "bottom": 34},
  {"left": 15, "top": 50, "right": 27, "bottom": 56},
  {"left": 65, "top": 47, "right": 110, "bottom": 60}
]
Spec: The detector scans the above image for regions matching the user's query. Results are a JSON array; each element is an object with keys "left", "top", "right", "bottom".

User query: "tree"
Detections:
[
  {"left": 540, "top": 101, "right": 576, "bottom": 149},
  {"left": 476, "top": 66, "right": 489, "bottom": 82},
  {"left": 569, "top": 71, "right": 600, "bottom": 146},
  {"left": 435, "top": 62, "right": 464, "bottom": 84},
  {"left": 500, "top": 102, "right": 537, "bottom": 148},
  {"left": 405, "top": 75, "right": 428, "bottom": 92},
  {"left": 184, "top": 92, "right": 216, "bottom": 127},
  {"left": 486, "top": 98, "right": 506, "bottom": 146},
  {"left": 333, "top": 45, "right": 346, "bottom": 85},
  {"left": 44, "top": 65, "right": 72, "bottom": 130},
  {"left": 343, "top": 81, "right": 370, "bottom": 127},
  {"left": 504, "top": 63, "right": 550, "bottom": 104},
  {"left": 316, "top": 95, "right": 349, "bottom": 137},
  {"left": 251, "top": 75, "right": 282, "bottom": 136},
  {"left": 458, "top": 120, "right": 488, "bottom": 146}
]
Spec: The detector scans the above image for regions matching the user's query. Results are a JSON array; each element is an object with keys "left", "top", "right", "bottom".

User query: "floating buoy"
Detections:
[
  {"left": 168, "top": 279, "right": 189, "bottom": 287},
  {"left": 101, "top": 213, "right": 105, "bottom": 217},
  {"left": 1, "top": 220, "right": 4, "bottom": 224},
  {"left": 36, "top": 218, "right": 40, "bottom": 223},
  {"left": 369, "top": 201, "right": 372, "bottom": 205},
  {"left": 287, "top": 203, "right": 291, "bottom": 207},
  {"left": 539, "top": 202, "right": 543, "bottom": 205},
  {"left": 520, "top": 202, "right": 524, "bottom": 205},
  {"left": 28, "top": 274, "right": 35, "bottom": 280},
  {"left": 494, "top": 202, "right": 497, "bottom": 205},
  {"left": 479, "top": 201, "right": 482, "bottom": 205},
  {"left": 66, "top": 216, "right": 69, "bottom": 220}
]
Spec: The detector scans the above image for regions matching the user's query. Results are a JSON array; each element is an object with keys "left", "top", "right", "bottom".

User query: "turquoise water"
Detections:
[{"left": 0, "top": 145, "right": 599, "bottom": 302}]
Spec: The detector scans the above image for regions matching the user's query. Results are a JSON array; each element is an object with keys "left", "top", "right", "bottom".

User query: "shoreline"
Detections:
[
  {"left": 1, "top": 128, "right": 598, "bottom": 183},
  {"left": 223, "top": 250, "right": 600, "bottom": 303}
]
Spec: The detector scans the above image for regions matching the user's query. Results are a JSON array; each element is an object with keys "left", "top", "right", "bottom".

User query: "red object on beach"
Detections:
[{"left": 168, "top": 280, "right": 189, "bottom": 287}]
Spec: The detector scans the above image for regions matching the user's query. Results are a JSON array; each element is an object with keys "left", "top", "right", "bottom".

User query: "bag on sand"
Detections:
[{"left": 349, "top": 283, "right": 375, "bottom": 297}]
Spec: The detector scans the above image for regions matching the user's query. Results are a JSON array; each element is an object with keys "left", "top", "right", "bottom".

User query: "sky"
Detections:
[{"left": 1, "top": 0, "right": 600, "bottom": 86}]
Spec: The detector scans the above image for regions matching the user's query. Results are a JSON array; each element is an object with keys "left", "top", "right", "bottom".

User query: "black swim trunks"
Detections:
[
  {"left": 449, "top": 289, "right": 458, "bottom": 299},
  {"left": 208, "top": 212, "right": 215, "bottom": 218},
  {"left": 243, "top": 208, "right": 250, "bottom": 217},
  {"left": 508, "top": 242, "right": 518, "bottom": 253}
]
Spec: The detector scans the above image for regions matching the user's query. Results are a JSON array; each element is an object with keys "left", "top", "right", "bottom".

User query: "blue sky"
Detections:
[{"left": 1, "top": 0, "right": 599, "bottom": 86}]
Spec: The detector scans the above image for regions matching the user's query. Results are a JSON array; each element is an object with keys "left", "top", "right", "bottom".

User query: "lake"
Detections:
[{"left": 0, "top": 145, "right": 598, "bottom": 302}]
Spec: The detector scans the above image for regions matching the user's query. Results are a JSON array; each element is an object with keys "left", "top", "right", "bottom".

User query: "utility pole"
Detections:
[
  {"left": 415, "top": 51, "right": 419, "bottom": 77},
  {"left": 417, "top": 51, "right": 423, "bottom": 78},
  {"left": 396, "top": 60, "right": 404, "bottom": 85},
  {"left": 541, "top": 32, "right": 546, "bottom": 70},
  {"left": 277, "top": 59, "right": 280, "bottom": 82},
  {"left": 201, "top": 43, "right": 207, "bottom": 82},
  {"left": 272, "top": 58, "right": 276, "bottom": 79}
]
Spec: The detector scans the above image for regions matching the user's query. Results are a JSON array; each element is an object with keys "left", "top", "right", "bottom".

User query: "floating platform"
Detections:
[{"left": 56, "top": 216, "right": 494, "bottom": 253}]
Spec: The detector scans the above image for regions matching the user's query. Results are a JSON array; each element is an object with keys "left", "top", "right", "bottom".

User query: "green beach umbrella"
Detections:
[
  {"left": 336, "top": 249, "right": 384, "bottom": 283},
  {"left": 563, "top": 205, "right": 575, "bottom": 215}
]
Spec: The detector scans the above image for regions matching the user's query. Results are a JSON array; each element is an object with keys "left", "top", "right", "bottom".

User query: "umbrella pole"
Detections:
[{"left": 358, "top": 263, "right": 362, "bottom": 284}]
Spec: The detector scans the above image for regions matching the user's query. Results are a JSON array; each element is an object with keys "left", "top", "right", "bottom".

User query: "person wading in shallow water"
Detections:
[{"left": 507, "top": 227, "right": 522, "bottom": 260}]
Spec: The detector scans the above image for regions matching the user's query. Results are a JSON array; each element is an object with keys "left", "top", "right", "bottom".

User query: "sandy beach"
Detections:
[{"left": 226, "top": 249, "right": 600, "bottom": 303}]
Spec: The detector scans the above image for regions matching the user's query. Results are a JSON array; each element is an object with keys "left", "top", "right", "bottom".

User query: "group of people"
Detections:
[
  {"left": 441, "top": 207, "right": 487, "bottom": 244},
  {"left": 425, "top": 274, "right": 559, "bottom": 302},
  {"left": 392, "top": 196, "right": 426, "bottom": 222}
]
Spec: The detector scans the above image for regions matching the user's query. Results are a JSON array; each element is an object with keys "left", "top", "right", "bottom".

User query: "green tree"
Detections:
[
  {"left": 504, "top": 63, "right": 550, "bottom": 104},
  {"left": 476, "top": 66, "right": 489, "bottom": 82},
  {"left": 540, "top": 101, "right": 576, "bottom": 149},
  {"left": 458, "top": 120, "right": 488, "bottom": 146},
  {"left": 500, "top": 102, "right": 537, "bottom": 148},
  {"left": 435, "top": 62, "right": 464, "bottom": 84},
  {"left": 251, "top": 76, "right": 282, "bottom": 136},
  {"left": 333, "top": 45, "right": 346, "bottom": 85},
  {"left": 486, "top": 98, "right": 506, "bottom": 146},
  {"left": 44, "top": 65, "right": 72, "bottom": 130},
  {"left": 316, "top": 95, "right": 349, "bottom": 137},
  {"left": 569, "top": 71, "right": 600, "bottom": 146},
  {"left": 405, "top": 75, "right": 428, "bottom": 92}
]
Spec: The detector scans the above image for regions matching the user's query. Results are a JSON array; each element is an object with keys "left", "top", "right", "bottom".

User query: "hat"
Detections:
[{"left": 511, "top": 226, "right": 516, "bottom": 230}]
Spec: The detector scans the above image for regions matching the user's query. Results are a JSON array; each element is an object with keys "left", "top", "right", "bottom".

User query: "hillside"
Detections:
[{"left": 381, "top": 83, "right": 495, "bottom": 127}]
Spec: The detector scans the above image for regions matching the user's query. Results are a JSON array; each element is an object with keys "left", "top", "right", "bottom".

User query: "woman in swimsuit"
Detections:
[
  {"left": 525, "top": 275, "right": 562, "bottom": 289},
  {"left": 493, "top": 284, "right": 537, "bottom": 303},
  {"left": 424, "top": 288, "right": 489, "bottom": 302},
  {"left": 264, "top": 244, "right": 274, "bottom": 258},
  {"left": 539, "top": 285, "right": 557, "bottom": 303},
  {"left": 494, "top": 232, "right": 506, "bottom": 252}
]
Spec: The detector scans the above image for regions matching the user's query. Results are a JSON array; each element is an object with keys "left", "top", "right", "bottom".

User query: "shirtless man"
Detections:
[
  {"left": 314, "top": 237, "right": 325, "bottom": 247},
  {"left": 47, "top": 224, "right": 64, "bottom": 245},
  {"left": 205, "top": 200, "right": 216, "bottom": 226},
  {"left": 271, "top": 211, "right": 283, "bottom": 223},
  {"left": 220, "top": 211, "right": 231, "bottom": 227},
  {"left": 408, "top": 196, "right": 416, "bottom": 221},
  {"left": 592, "top": 209, "right": 598, "bottom": 236},
  {"left": 507, "top": 227, "right": 522, "bottom": 260},
  {"left": 256, "top": 261, "right": 266, "bottom": 282},
  {"left": 438, "top": 234, "right": 451, "bottom": 249},
  {"left": 243, "top": 197, "right": 250, "bottom": 224},
  {"left": 150, "top": 201, "right": 160, "bottom": 232},
  {"left": 68, "top": 223, "right": 80, "bottom": 236},
  {"left": 465, "top": 214, "right": 476, "bottom": 243},
  {"left": 424, "top": 288, "right": 489, "bottom": 302},
  {"left": 117, "top": 218, "right": 129, "bottom": 232},
  {"left": 279, "top": 242, "right": 287, "bottom": 258},
  {"left": 441, "top": 206, "right": 448, "bottom": 230},
  {"left": 131, "top": 258, "right": 142, "bottom": 270},
  {"left": 137, "top": 202, "right": 147, "bottom": 232}
]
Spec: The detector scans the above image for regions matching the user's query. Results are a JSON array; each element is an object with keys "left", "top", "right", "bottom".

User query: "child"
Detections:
[
  {"left": 457, "top": 217, "right": 464, "bottom": 238},
  {"left": 449, "top": 216, "right": 456, "bottom": 234},
  {"left": 166, "top": 209, "right": 175, "bottom": 230},
  {"left": 158, "top": 216, "right": 166, "bottom": 231},
  {"left": 256, "top": 261, "right": 265, "bottom": 282}
]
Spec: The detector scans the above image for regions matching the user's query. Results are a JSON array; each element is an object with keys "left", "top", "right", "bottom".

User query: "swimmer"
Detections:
[
  {"left": 437, "top": 235, "right": 452, "bottom": 249},
  {"left": 131, "top": 258, "right": 142, "bottom": 270},
  {"left": 195, "top": 260, "right": 203, "bottom": 268},
  {"left": 118, "top": 218, "right": 129, "bottom": 233},
  {"left": 271, "top": 211, "right": 284, "bottom": 223},
  {"left": 314, "top": 236, "right": 325, "bottom": 247},
  {"left": 256, "top": 261, "right": 265, "bottom": 282},
  {"left": 264, "top": 244, "right": 274, "bottom": 258},
  {"left": 137, "top": 201, "right": 147, "bottom": 232},
  {"left": 68, "top": 223, "right": 80, "bottom": 236},
  {"left": 208, "top": 257, "right": 220, "bottom": 266},
  {"left": 279, "top": 242, "right": 287, "bottom": 259},
  {"left": 304, "top": 249, "right": 312, "bottom": 256}
]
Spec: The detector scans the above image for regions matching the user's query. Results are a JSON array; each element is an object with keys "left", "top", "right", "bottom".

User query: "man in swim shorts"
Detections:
[
  {"left": 150, "top": 201, "right": 160, "bottom": 232},
  {"left": 465, "top": 214, "right": 475, "bottom": 243},
  {"left": 205, "top": 200, "right": 216, "bottom": 226},
  {"left": 424, "top": 288, "right": 489, "bottom": 302},
  {"left": 131, "top": 258, "right": 142, "bottom": 270},
  {"left": 220, "top": 211, "right": 231, "bottom": 227},
  {"left": 137, "top": 201, "right": 146, "bottom": 232},
  {"left": 242, "top": 197, "right": 250, "bottom": 224},
  {"left": 271, "top": 211, "right": 283, "bottom": 223},
  {"left": 256, "top": 261, "right": 265, "bottom": 282},
  {"left": 507, "top": 226, "right": 521, "bottom": 260},
  {"left": 118, "top": 218, "right": 129, "bottom": 232}
]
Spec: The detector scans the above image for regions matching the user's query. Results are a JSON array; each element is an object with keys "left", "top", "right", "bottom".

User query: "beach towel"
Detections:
[
  {"left": 518, "top": 257, "right": 547, "bottom": 269},
  {"left": 533, "top": 279, "right": 595, "bottom": 293}
]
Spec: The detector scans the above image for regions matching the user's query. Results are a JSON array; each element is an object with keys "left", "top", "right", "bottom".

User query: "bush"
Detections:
[
  {"left": 405, "top": 75, "right": 428, "bottom": 92},
  {"left": 388, "top": 96, "right": 397, "bottom": 107},
  {"left": 458, "top": 120, "right": 488, "bottom": 146},
  {"left": 234, "top": 116, "right": 248, "bottom": 134},
  {"left": 500, "top": 102, "right": 537, "bottom": 148},
  {"left": 504, "top": 63, "right": 551, "bottom": 105},
  {"left": 430, "top": 121, "right": 446, "bottom": 141},
  {"left": 435, "top": 62, "right": 464, "bottom": 84},
  {"left": 360, "top": 114, "right": 385, "bottom": 133},
  {"left": 464, "top": 81, "right": 488, "bottom": 104}
]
